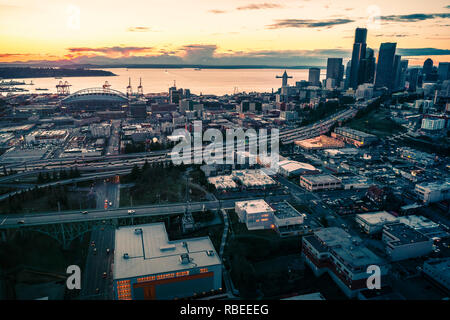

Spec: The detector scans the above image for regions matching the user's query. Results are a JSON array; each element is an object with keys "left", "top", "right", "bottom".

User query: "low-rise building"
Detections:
[
  {"left": 300, "top": 174, "right": 341, "bottom": 191},
  {"left": 113, "top": 223, "right": 222, "bottom": 300},
  {"left": 207, "top": 175, "right": 238, "bottom": 192},
  {"left": 382, "top": 223, "right": 434, "bottom": 261},
  {"left": 271, "top": 201, "right": 306, "bottom": 237},
  {"left": 25, "top": 129, "right": 69, "bottom": 144},
  {"left": 277, "top": 160, "right": 318, "bottom": 177},
  {"left": 355, "top": 211, "right": 398, "bottom": 234},
  {"left": 302, "top": 227, "right": 388, "bottom": 298},
  {"left": 415, "top": 180, "right": 450, "bottom": 204},
  {"left": 332, "top": 127, "right": 378, "bottom": 147},
  {"left": 398, "top": 215, "right": 450, "bottom": 240},
  {"left": 235, "top": 199, "right": 275, "bottom": 230},
  {"left": 232, "top": 169, "right": 277, "bottom": 190}
]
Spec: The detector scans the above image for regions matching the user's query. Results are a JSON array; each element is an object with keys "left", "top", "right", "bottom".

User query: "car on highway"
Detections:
[
  {"left": 106, "top": 248, "right": 110, "bottom": 254},
  {"left": 91, "top": 240, "right": 95, "bottom": 247},
  {"left": 93, "top": 248, "right": 97, "bottom": 255},
  {"left": 18, "top": 220, "right": 25, "bottom": 224},
  {"left": 128, "top": 210, "right": 136, "bottom": 215},
  {"left": 81, "top": 211, "right": 88, "bottom": 214},
  {"left": 102, "top": 272, "right": 107, "bottom": 279}
]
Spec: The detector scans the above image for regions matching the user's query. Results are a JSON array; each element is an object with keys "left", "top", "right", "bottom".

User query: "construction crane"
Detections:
[
  {"left": 137, "top": 78, "right": 143, "bottom": 96},
  {"left": 56, "top": 81, "right": 71, "bottom": 95},
  {"left": 126, "top": 77, "right": 132, "bottom": 97}
]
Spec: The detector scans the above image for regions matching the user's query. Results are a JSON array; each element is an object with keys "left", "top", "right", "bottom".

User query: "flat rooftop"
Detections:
[
  {"left": 416, "top": 180, "right": 450, "bottom": 191},
  {"left": 335, "top": 127, "right": 377, "bottom": 139},
  {"left": 314, "top": 227, "right": 384, "bottom": 268},
  {"left": 301, "top": 174, "right": 341, "bottom": 184},
  {"left": 271, "top": 201, "right": 304, "bottom": 219},
  {"left": 383, "top": 223, "right": 430, "bottom": 245},
  {"left": 113, "top": 223, "right": 221, "bottom": 280},
  {"left": 235, "top": 199, "right": 274, "bottom": 214},
  {"left": 356, "top": 211, "right": 397, "bottom": 225},
  {"left": 278, "top": 160, "right": 317, "bottom": 172}
]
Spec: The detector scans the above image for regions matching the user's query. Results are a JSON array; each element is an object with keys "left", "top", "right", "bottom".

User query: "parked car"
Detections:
[{"left": 128, "top": 210, "right": 136, "bottom": 215}]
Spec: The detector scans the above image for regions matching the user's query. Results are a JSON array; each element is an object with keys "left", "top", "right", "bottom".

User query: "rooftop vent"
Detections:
[
  {"left": 180, "top": 253, "right": 190, "bottom": 264},
  {"left": 160, "top": 244, "right": 176, "bottom": 251},
  {"left": 123, "top": 253, "right": 129, "bottom": 259}
]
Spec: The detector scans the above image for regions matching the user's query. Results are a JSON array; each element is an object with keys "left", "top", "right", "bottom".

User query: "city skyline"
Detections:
[{"left": 0, "top": 0, "right": 450, "bottom": 66}]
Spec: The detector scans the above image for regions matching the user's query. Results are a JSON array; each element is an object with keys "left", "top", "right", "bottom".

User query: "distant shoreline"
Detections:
[
  {"left": 0, "top": 67, "right": 116, "bottom": 79},
  {"left": 95, "top": 64, "right": 325, "bottom": 70}
]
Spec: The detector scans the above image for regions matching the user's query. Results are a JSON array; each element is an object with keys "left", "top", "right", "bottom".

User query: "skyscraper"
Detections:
[
  {"left": 437, "top": 62, "right": 450, "bottom": 81},
  {"left": 374, "top": 42, "right": 397, "bottom": 90},
  {"left": 349, "top": 28, "right": 367, "bottom": 89},
  {"left": 408, "top": 68, "right": 419, "bottom": 92},
  {"left": 344, "top": 60, "right": 352, "bottom": 89},
  {"left": 364, "top": 48, "right": 376, "bottom": 83},
  {"left": 399, "top": 60, "right": 409, "bottom": 91},
  {"left": 308, "top": 68, "right": 321, "bottom": 86},
  {"left": 326, "top": 58, "right": 344, "bottom": 88},
  {"left": 422, "top": 58, "right": 433, "bottom": 76},
  {"left": 392, "top": 55, "right": 402, "bottom": 91}
]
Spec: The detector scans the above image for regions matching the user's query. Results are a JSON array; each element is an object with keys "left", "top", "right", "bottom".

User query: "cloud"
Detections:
[
  {"left": 396, "top": 48, "right": 450, "bottom": 56},
  {"left": 127, "top": 27, "right": 152, "bottom": 32},
  {"left": 237, "top": 3, "right": 283, "bottom": 10},
  {"left": 180, "top": 44, "right": 218, "bottom": 63},
  {"left": 4, "top": 45, "right": 450, "bottom": 67},
  {"left": 67, "top": 46, "right": 154, "bottom": 57},
  {"left": 267, "top": 18, "right": 354, "bottom": 29},
  {"left": 208, "top": 9, "right": 227, "bottom": 14},
  {"left": 374, "top": 33, "right": 418, "bottom": 38},
  {"left": 380, "top": 13, "right": 450, "bottom": 22}
]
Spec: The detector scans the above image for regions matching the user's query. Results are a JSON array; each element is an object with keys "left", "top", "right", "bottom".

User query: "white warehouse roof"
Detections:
[{"left": 113, "top": 223, "right": 221, "bottom": 280}]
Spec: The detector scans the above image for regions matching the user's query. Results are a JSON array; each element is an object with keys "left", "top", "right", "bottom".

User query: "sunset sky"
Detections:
[{"left": 0, "top": 0, "right": 449, "bottom": 66}]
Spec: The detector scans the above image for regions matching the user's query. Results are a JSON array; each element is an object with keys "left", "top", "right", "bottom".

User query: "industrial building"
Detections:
[
  {"left": 25, "top": 129, "right": 69, "bottom": 144},
  {"left": 277, "top": 160, "right": 318, "bottom": 177},
  {"left": 299, "top": 174, "right": 342, "bottom": 192},
  {"left": 0, "top": 146, "right": 50, "bottom": 164},
  {"left": 382, "top": 223, "right": 434, "bottom": 261},
  {"left": 302, "top": 227, "right": 388, "bottom": 298},
  {"left": 113, "top": 223, "right": 222, "bottom": 300},
  {"left": 235, "top": 199, "right": 275, "bottom": 230},
  {"left": 355, "top": 211, "right": 398, "bottom": 234},
  {"left": 332, "top": 127, "right": 378, "bottom": 147}
]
